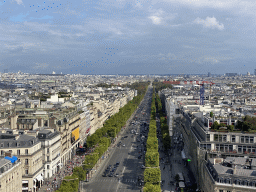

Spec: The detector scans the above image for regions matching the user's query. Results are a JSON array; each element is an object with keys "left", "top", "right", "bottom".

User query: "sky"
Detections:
[{"left": 1, "top": 0, "right": 256, "bottom": 75}]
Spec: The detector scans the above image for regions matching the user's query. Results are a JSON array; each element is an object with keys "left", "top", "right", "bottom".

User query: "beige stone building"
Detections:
[
  {"left": 37, "top": 128, "right": 61, "bottom": 179},
  {"left": 0, "top": 130, "right": 44, "bottom": 192},
  {"left": 0, "top": 157, "right": 22, "bottom": 192}
]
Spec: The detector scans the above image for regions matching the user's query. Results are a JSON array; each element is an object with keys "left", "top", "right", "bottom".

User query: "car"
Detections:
[
  {"left": 115, "top": 173, "right": 119, "bottom": 177},
  {"left": 123, "top": 144, "right": 125, "bottom": 147},
  {"left": 107, "top": 165, "right": 112, "bottom": 169},
  {"left": 102, "top": 173, "right": 107, "bottom": 177},
  {"left": 108, "top": 173, "right": 114, "bottom": 177},
  {"left": 116, "top": 162, "right": 120, "bottom": 166},
  {"left": 124, "top": 136, "right": 128, "bottom": 138},
  {"left": 141, "top": 165, "right": 146, "bottom": 169}
]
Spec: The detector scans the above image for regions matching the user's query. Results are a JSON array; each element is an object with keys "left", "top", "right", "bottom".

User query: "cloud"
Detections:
[
  {"left": 148, "top": 9, "right": 176, "bottom": 25},
  {"left": 149, "top": 16, "right": 162, "bottom": 25},
  {"left": 14, "top": 0, "right": 23, "bottom": 5},
  {"left": 194, "top": 17, "right": 224, "bottom": 30}
]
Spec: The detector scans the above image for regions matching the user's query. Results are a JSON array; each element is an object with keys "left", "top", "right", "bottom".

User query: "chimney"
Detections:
[{"left": 233, "top": 165, "right": 237, "bottom": 175}]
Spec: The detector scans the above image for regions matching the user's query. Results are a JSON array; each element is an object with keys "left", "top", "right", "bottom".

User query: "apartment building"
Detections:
[
  {"left": 37, "top": 129, "right": 61, "bottom": 179},
  {"left": 202, "top": 157, "right": 256, "bottom": 192},
  {"left": 53, "top": 109, "right": 80, "bottom": 166},
  {"left": 0, "top": 157, "right": 22, "bottom": 192},
  {"left": 79, "top": 107, "right": 90, "bottom": 146},
  {"left": 0, "top": 130, "right": 44, "bottom": 192}
]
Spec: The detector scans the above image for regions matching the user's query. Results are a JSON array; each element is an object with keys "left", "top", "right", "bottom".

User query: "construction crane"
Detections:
[{"left": 163, "top": 80, "right": 215, "bottom": 105}]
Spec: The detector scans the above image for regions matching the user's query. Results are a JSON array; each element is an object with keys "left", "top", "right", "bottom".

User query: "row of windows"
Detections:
[
  {"left": 210, "top": 134, "right": 254, "bottom": 143},
  {"left": 218, "top": 178, "right": 256, "bottom": 187},
  {"left": 1, "top": 149, "right": 28, "bottom": 156}
]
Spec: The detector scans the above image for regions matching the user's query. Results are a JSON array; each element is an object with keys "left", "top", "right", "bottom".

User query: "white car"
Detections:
[
  {"left": 123, "top": 144, "right": 125, "bottom": 147},
  {"left": 141, "top": 165, "right": 146, "bottom": 169}
]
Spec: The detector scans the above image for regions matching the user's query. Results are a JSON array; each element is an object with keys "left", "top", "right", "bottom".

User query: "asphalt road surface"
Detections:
[{"left": 82, "top": 86, "right": 153, "bottom": 192}]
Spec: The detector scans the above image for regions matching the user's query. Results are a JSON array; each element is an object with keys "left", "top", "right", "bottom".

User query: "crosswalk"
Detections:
[{"left": 94, "top": 178, "right": 136, "bottom": 183}]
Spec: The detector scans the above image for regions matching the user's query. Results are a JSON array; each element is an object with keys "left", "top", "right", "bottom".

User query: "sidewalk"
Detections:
[
  {"left": 39, "top": 153, "right": 87, "bottom": 192},
  {"left": 155, "top": 112, "right": 173, "bottom": 192}
]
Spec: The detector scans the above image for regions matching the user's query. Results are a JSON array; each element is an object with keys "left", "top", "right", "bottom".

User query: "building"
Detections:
[
  {"left": 225, "top": 73, "right": 238, "bottom": 77},
  {"left": 0, "top": 156, "right": 22, "bottom": 192},
  {"left": 37, "top": 128, "right": 61, "bottom": 179},
  {"left": 0, "top": 130, "right": 44, "bottom": 192},
  {"left": 202, "top": 157, "right": 256, "bottom": 192}
]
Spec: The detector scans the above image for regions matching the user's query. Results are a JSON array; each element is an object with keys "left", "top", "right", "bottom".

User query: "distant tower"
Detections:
[
  {"left": 247, "top": 72, "right": 250, "bottom": 76},
  {"left": 200, "top": 84, "right": 205, "bottom": 105},
  {"left": 254, "top": 69, "right": 256, "bottom": 76},
  {"left": 208, "top": 72, "right": 211, "bottom": 77}
]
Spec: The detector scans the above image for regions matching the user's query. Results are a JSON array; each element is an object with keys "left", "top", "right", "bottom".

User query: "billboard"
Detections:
[{"left": 72, "top": 127, "right": 79, "bottom": 141}]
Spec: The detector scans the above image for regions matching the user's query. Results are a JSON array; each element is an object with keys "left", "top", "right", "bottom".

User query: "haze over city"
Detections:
[{"left": 1, "top": 0, "right": 256, "bottom": 75}]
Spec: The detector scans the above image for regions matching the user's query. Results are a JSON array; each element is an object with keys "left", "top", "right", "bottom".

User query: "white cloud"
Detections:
[
  {"left": 149, "top": 16, "right": 162, "bottom": 25},
  {"left": 148, "top": 9, "right": 176, "bottom": 25},
  {"left": 14, "top": 0, "right": 23, "bottom": 5},
  {"left": 194, "top": 17, "right": 224, "bottom": 30}
]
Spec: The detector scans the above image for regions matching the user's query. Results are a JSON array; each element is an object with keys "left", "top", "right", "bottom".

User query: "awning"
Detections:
[
  {"left": 181, "top": 150, "right": 186, "bottom": 159},
  {"left": 179, "top": 181, "right": 185, "bottom": 188},
  {"left": 36, "top": 174, "right": 43, "bottom": 181},
  {"left": 22, "top": 180, "right": 28, "bottom": 184}
]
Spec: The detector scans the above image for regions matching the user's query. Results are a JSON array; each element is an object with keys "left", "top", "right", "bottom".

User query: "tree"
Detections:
[
  {"left": 144, "top": 168, "right": 161, "bottom": 184},
  {"left": 210, "top": 112, "right": 213, "bottom": 118},
  {"left": 211, "top": 121, "right": 219, "bottom": 130},
  {"left": 227, "top": 125, "right": 234, "bottom": 131},
  {"left": 73, "top": 167, "right": 86, "bottom": 181},
  {"left": 145, "top": 151, "right": 159, "bottom": 167},
  {"left": 143, "top": 183, "right": 161, "bottom": 192}
]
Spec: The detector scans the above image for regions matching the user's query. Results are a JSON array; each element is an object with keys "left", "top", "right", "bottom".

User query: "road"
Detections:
[{"left": 82, "top": 86, "right": 153, "bottom": 192}]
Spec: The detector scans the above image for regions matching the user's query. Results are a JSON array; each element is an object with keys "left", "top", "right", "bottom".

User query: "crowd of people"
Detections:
[{"left": 40, "top": 150, "right": 91, "bottom": 191}]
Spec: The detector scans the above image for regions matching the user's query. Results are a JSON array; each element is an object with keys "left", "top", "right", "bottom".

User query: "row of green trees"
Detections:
[
  {"left": 56, "top": 82, "right": 149, "bottom": 192},
  {"left": 143, "top": 89, "right": 161, "bottom": 192},
  {"left": 152, "top": 81, "right": 173, "bottom": 93},
  {"left": 211, "top": 121, "right": 234, "bottom": 131},
  {"left": 155, "top": 93, "right": 171, "bottom": 150}
]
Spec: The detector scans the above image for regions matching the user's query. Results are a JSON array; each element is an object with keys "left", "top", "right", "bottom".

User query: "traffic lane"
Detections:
[
  {"left": 85, "top": 145, "right": 134, "bottom": 191},
  {"left": 117, "top": 140, "right": 143, "bottom": 191}
]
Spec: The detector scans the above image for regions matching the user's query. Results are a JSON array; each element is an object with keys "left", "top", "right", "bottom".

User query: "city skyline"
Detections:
[{"left": 1, "top": 0, "right": 256, "bottom": 74}]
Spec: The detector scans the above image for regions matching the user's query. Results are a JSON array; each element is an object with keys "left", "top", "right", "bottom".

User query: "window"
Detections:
[
  {"left": 214, "top": 134, "right": 218, "bottom": 141},
  {"left": 238, "top": 146, "right": 242, "bottom": 153},
  {"left": 1, "top": 151, "right": 3, "bottom": 156},
  {"left": 223, "top": 135, "right": 227, "bottom": 142},
  {"left": 47, "top": 148, "right": 49, "bottom": 153},
  {"left": 17, "top": 150, "right": 20, "bottom": 156},
  {"left": 47, "top": 165, "right": 50, "bottom": 169},
  {"left": 250, "top": 136, "right": 254, "bottom": 143},
  {"left": 206, "top": 134, "right": 210, "bottom": 141},
  {"left": 0, "top": 143, "right": 3, "bottom": 148},
  {"left": 232, "top": 135, "right": 236, "bottom": 143},
  {"left": 25, "top": 149, "right": 28, "bottom": 155},
  {"left": 219, "top": 190, "right": 223, "bottom": 192},
  {"left": 245, "top": 136, "right": 249, "bottom": 143},
  {"left": 241, "top": 136, "right": 245, "bottom": 143},
  {"left": 25, "top": 159, "right": 28, "bottom": 165},
  {"left": 25, "top": 169, "right": 28, "bottom": 175}
]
